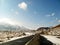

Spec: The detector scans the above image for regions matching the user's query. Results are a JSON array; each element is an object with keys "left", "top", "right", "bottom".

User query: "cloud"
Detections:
[
  {"left": 46, "top": 13, "right": 55, "bottom": 17},
  {"left": 0, "top": 18, "right": 23, "bottom": 26},
  {"left": 18, "top": 2, "right": 27, "bottom": 10},
  {"left": 10, "top": 9, "right": 19, "bottom": 15},
  {"left": 51, "top": 13, "right": 55, "bottom": 16},
  {"left": 58, "top": 20, "right": 60, "bottom": 23},
  {"left": 55, "top": 18, "right": 58, "bottom": 20}
]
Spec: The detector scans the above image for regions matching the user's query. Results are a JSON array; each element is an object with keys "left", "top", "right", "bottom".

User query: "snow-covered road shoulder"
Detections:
[
  {"left": 42, "top": 35, "right": 60, "bottom": 45},
  {"left": 0, "top": 32, "right": 34, "bottom": 44}
]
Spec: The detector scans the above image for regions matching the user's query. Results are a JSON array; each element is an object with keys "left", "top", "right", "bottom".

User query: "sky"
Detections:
[{"left": 0, "top": 0, "right": 60, "bottom": 29}]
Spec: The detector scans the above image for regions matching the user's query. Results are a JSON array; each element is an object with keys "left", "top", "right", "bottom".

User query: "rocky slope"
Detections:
[
  {"left": 36, "top": 24, "right": 60, "bottom": 36},
  {"left": 50, "top": 24, "right": 60, "bottom": 36}
]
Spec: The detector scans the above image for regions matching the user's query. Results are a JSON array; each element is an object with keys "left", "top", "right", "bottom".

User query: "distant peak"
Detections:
[{"left": 0, "top": 18, "right": 23, "bottom": 26}]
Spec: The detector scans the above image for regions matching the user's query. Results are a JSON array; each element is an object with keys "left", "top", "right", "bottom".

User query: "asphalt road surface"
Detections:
[{"left": 0, "top": 35, "right": 34, "bottom": 45}]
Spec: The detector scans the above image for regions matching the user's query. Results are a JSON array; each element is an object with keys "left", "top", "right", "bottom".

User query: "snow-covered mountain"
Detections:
[{"left": 0, "top": 18, "right": 30, "bottom": 31}]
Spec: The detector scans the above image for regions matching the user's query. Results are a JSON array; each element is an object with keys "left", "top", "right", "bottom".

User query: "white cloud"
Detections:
[
  {"left": 58, "top": 20, "right": 60, "bottom": 23},
  {"left": 10, "top": 9, "right": 19, "bottom": 15},
  {"left": 18, "top": 2, "right": 27, "bottom": 10},
  {"left": 46, "top": 13, "right": 55, "bottom": 17},
  {"left": 0, "top": 18, "right": 23, "bottom": 26},
  {"left": 56, "top": 18, "right": 58, "bottom": 20},
  {"left": 51, "top": 13, "right": 55, "bottom": 16}
]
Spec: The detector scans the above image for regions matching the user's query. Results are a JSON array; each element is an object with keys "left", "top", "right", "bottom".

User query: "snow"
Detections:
[
  {"left": 0, "top": 32, "right": 34, "bottom": 44},
  {"left": 42, "top": 35, "right": 60, "bottom": 45},
  {"left": 25, "top": 32, "right": 35, "bottom": 35}
]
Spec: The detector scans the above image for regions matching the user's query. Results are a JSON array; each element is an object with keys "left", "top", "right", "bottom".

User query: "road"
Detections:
[{"left": 0, "top": 35, "right": 34, "bottom": 45}]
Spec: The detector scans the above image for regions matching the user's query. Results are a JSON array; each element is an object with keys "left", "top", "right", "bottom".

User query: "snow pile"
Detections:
[{"left": 42, "top": 35, "right": 60, "bottom": 45}]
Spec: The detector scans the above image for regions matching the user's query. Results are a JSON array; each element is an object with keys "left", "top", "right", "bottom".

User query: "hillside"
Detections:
[
  {"left": 52, "top": 24, "right": 60, "bottom": 29},
  {"left": 50, "top": 24, "right": 60, "bottom": 36},
  {"left": 36, "top": 24, "right": 60, "bottom": 36}
]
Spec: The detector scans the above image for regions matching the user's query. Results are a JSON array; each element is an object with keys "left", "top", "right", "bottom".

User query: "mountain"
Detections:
[
  {"left": 49, "top": 24, "right": 60, "bottom": 36},
  {"left": 37, "top": 27, "right": 50, "bottom": 31},
  {"left": 0, "top": 23, "right": 30, "bottom": 31},
  {"left": 52, "top": 24, "right": 60, "bottom": 29},
  {"left": 0, "top": 23, "right": 19, "bottom": 31},
  {"left": 0, "top": 18, "right": 30, "bottom": 31},
  {"left": 36, "top": 27, "right": 50, "bottom": 34}
]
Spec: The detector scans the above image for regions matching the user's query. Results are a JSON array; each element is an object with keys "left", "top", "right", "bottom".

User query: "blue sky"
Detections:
[{"left": 0, "top": 0, "right": 60, "bottom": 29}]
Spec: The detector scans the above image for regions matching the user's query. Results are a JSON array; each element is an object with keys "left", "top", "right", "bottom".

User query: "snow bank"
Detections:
[{"left": 42, "top": 35, "right": 60, "bottom": 45}]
